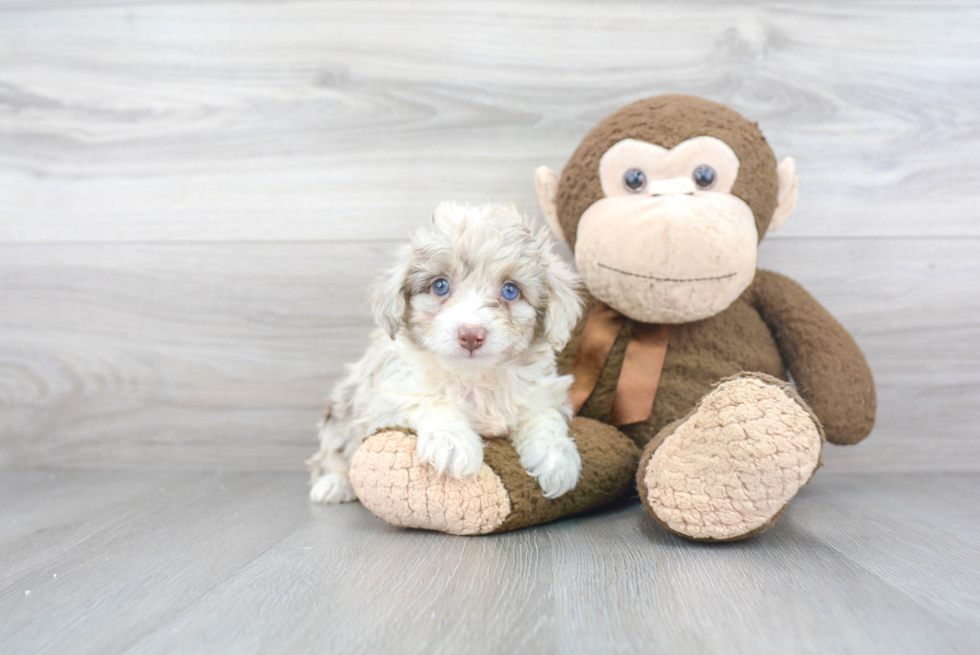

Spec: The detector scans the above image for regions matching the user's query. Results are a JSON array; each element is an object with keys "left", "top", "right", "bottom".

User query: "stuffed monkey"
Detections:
[{"left": 348, "top": 95, "right": 875, "bottom": 541}]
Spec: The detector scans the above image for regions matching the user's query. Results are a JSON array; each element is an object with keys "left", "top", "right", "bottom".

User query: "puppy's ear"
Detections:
[
  {"left": 371, "top": 254, "right": 411, "bottom": 339},
  {"left": 542, "top": 249, "right": 584, "bottom": 350}
]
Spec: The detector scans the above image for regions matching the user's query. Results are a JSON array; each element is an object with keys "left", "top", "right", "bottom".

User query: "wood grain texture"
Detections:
[
  {"left": 1, "top": 1, "right": 979, "bottom": 241},
  {"left": 1, "top": 238, "right": 978, "bottom": 471},
  {"left": 2, "top": 4, "right": 978, "bottom": 652},
  {"left": 1, "top": 0, "right": 979, "bottom": 472},
  {"left": 1, "top": 470, "right": 978, "bottom": 654}
]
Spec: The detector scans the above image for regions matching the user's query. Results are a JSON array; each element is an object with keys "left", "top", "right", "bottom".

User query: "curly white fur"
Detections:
[{"left": 308, "top": 202, "right": 584, "bottom": 502}]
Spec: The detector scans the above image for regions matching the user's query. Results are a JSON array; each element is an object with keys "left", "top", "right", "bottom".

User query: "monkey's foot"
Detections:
[
  {"left": 348, "top": 419, "right": 639, "bottom": 536},
  {"left": 637, "top": 373, "right": 824, "bottom": 541}
]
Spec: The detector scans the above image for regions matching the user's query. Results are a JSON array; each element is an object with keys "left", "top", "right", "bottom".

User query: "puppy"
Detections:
[{"left": 308, "top": 202, "right": 584, "bottom": 504}]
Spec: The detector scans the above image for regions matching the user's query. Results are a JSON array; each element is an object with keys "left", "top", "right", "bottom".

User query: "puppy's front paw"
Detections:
[
  {"left": 519, "top": 433, "right": 582, "bottom": 499},
  {"left": 416, "top": 427, "right": 484, "bottom": 479},
  {"left": 310, "top": 473, "right": 357, "bottom": 504}
]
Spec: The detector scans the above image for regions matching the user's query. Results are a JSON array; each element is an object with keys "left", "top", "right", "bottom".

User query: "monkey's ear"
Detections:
[
  {"left": 535, "top": 166, "right": 565, "bottom": 243},
  {"left": 768, "top": 157, "right": 798, "bottom": 233},
  {"left": 370, "top": 255, "right": 411, "bottom": 339}
]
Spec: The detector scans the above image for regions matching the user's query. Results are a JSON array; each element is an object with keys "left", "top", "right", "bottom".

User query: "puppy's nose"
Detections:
[{"left": 457, "top": 325, "right": 487, "bottom": 352}]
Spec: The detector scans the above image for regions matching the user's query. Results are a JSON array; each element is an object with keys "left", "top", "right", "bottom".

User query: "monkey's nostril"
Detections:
[{"left": 457, "top": 326, "right": 487, "bottom": 352}]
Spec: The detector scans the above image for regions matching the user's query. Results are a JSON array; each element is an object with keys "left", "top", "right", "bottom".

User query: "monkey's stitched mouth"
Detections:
[{"left": 598, "top": 263, "right": 737, "bottom": 283}]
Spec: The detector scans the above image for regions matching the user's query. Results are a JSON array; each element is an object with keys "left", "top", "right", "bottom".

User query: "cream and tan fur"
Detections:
[{"left": 307, "top": 202, "right": 584, "bottom": 504}]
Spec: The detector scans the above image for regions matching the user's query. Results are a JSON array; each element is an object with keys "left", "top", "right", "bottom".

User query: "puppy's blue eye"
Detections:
[
  {"left": 432, "top": 278, "right": 451, "bottom": 296},
  {"left": 501, "top": 282, "right": 520, "bottom": 301}
]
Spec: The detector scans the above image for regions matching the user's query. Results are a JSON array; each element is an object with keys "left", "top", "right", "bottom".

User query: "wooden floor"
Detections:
[{"left": 2, "top": 470, "right": 978, "bottom": 654}]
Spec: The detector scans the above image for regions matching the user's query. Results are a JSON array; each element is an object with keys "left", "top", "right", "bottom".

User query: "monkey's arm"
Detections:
[{"left": 750, "top": 269, "right": 876, "bottom": 445}]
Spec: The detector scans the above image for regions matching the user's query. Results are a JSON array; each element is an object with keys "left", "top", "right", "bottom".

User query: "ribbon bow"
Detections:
[{"left": 568, "top": 302, "right": 671, "bottom": 426}]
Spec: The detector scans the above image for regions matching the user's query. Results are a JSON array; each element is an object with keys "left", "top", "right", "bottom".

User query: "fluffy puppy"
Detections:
[{"left": 308, "top": 202, "right": 584, "bottom": 504}]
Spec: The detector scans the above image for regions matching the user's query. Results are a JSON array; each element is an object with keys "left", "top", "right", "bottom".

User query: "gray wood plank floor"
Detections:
[{"left": 2, "top": 470, "right": 978, "bottom": 654}]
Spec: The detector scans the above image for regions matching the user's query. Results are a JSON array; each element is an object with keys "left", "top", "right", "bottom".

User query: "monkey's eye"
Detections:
[
  {"left": 623, "top": 168, "right": 647, "bottom": 192},
  {"left": 692, "top": 165, "right": 716, "bottom": 189},
  {"left": 432, "top": 278, "right": 451, "bottom": 296},
  {"left": 501, "top": 282, "right": 520, "bottom": 301}
]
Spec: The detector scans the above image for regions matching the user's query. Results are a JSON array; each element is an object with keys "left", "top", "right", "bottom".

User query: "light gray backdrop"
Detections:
[{"left": 2, "top": 0, "right": 978, "bottom": 472}]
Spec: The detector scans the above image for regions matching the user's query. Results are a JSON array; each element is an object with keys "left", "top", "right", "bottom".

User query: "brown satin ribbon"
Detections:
[
  {"left": 610, "top": 321, "right": 671, "bottom": 425},
  {"left": 569, "top": 302, "right": 671, "bottom": 426},
  {"left": 568, "top": 302, "right": 625, "bottom": 414}
]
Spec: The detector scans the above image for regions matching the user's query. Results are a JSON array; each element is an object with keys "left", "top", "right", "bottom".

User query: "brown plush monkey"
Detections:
[{"left": 348, "top": 95, "right": 875, "bottom": 541}]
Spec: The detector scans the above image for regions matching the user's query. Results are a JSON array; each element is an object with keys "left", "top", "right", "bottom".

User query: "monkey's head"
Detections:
[{"left": 536, "top": 95, "right": 798, "bottom": 324}]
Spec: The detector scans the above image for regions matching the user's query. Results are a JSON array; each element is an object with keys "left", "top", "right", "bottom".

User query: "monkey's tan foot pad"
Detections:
[
  {"left": 637, "top": 373, "right": 824, "bottom": 542},
  {"left": 349, "top": 419, "right": 639, "bottom": 535},
  {"left": 348, "top": 430, "right": 511, "bottom": 535}
]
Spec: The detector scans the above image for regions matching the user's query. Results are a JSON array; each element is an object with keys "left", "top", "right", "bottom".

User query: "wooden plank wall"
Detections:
[{"left": 1, "top": 0, "right": 978, "bottom": 471}]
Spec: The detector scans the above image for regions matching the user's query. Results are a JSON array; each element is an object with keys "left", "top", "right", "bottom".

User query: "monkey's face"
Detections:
[
  {"left": 536, "top": 95, "right": 799, "bottom": 326},
  {"left": 574, "top": 137, "right": 758, "bottom": 324}
]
